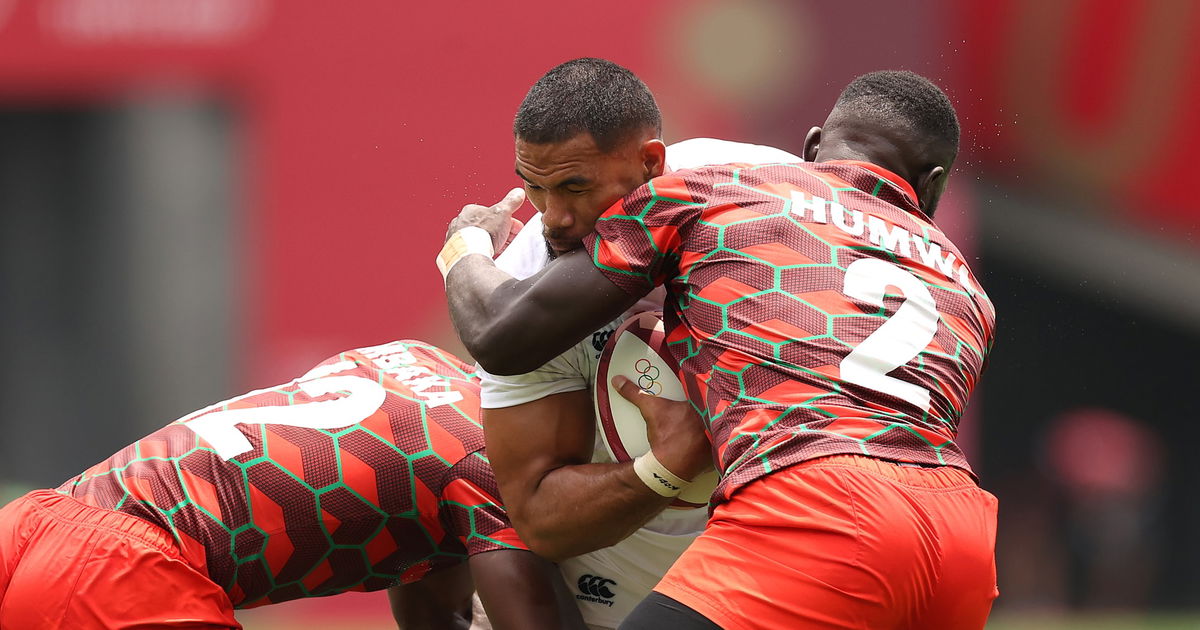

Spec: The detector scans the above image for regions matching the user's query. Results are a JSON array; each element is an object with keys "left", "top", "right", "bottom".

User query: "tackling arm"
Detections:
[
  {"left": 440, "top": 188, "right": 640, "bottom": 376},
  {"left": 446, "top": 250, "right": 636, "bottom": 375}
]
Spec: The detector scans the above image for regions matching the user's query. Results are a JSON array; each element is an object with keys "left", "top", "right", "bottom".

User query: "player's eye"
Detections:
[
  {"left": 566, "top": 187, "right": 588, "bottom": 195},
  {"left": 525, "top": 183, "right": 543, "bottom": 191}
]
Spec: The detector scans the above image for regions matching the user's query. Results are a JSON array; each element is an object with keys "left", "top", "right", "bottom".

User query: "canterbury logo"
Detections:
[
  {"left": 577, "top": 574, "right": 617, "bottom": 599},
  {"left": 634, "top": 359, "right": 662, "bottom": 396},
  {"left": 592, "top": 330, "right": 614, "bottom": 354}
]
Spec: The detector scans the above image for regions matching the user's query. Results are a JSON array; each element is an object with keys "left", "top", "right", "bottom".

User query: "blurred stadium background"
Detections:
[{"left": 0, "top": 0, "right": 1196, "bottom": 627}]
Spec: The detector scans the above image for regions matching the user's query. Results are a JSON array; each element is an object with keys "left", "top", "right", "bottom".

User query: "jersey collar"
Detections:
[{"left": 826, "top": 160, "right": 920, "bottom": 210}]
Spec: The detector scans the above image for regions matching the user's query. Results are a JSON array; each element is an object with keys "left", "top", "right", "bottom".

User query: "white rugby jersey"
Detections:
[{"left": 476, "top": 138, "right": 801, "bottom": 629}]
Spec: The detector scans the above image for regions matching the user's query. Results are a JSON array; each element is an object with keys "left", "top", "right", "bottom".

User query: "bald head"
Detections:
[{"left": 804, "top": 70, "right": 959, "bottom": 216}]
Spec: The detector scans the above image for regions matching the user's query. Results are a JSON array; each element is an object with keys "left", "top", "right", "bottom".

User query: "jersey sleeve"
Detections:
[
  {"left": 494, "top": 213, "right": 549, "bottom": 280},
  {"left": 583, "top": 172, "right": 708, "bottom": 296},
  {"left": 440, "top": 450, "right": 528, "bottom": 555},
  {"left": 476, "top": 346, "right": 588, "bottom": 409}
]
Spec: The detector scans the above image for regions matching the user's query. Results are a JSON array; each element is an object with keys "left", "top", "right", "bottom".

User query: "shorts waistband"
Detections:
[
  {"left": 24, "top": 489, "right": 181, "bottom": 558},
  {"left": 794, "top": 455, "right": 977, "bottom": 490}
]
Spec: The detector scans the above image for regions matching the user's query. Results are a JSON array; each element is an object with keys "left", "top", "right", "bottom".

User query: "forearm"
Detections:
[
  {"left": 445, "top": 252, "right": 639, "bottom": 375},
  {"left": 445, "top": 257, "right": 543, "bottom": 372},
  {"left": 514, "top": 460, "right": 672, "bottom": 561}
]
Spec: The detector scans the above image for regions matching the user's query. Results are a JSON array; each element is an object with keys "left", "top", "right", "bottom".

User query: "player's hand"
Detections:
[
  {"left": 613, "top": 375, "right": 714, "bottom": 481},
  {"left": 447, "top": 188, "right": 526, "bottom": 256}
]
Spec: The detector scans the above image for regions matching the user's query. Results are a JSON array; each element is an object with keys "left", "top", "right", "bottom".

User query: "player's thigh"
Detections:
[
  {"left": 654, "top": 461, "right": 932, "bottom": 630},
  {"left": 916, "top": 486, "right": 999, "bottom": 630},
  {"left": 0, "top": 494, "right": 39, "bottom": 594},
  {"left": 619, "top": 592, "right": 720, "bottom": 629},
  {"left": 2, "top": 518, "right": 239, "bottom": 629},
  {"left": 67, "top": 532, "right": 239, "bottom": 629},
  {"left": 0, "top": 495, "right": 79, "bottom": 627},
  {"left": 388, "top": 563, "right": 475, "bottom": 626},
  {"left": 836, "top": 461, "right": 999, "bottom": 630}
]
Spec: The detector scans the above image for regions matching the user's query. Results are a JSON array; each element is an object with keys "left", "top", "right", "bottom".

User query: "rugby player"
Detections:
[
  {"left": 448, "top": 58, "right": 799, "bottom": 629},
  {"left": 0, "top": 339, "right": 584, "bottom": 630},
  {"left": 442, "top": 70, "right": 999, "bottom": 629}
]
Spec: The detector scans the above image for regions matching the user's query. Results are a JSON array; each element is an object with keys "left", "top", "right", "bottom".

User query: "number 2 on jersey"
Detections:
[
  {"left": 179, "top": 361, "right": 387, "bottom": 460},
  {"left": 839, "top": 258, "right": 939, "bottom": 411}
]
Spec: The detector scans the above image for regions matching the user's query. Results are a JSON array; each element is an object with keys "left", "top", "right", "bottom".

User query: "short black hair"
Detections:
[
  {"left": 514, "top": 58, "right": 662, "bottom": 153},
  {"left": 836, "top": 70, "right": 959, "bottom": 158}
]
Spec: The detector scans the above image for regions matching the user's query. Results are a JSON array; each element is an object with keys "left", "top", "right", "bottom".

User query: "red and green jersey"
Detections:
[
  {"left": 57, "top": 340, "right": 523, "bottom": 608},
  {"left": 584, "top": 161, "right": 996, "bottom": 503}
]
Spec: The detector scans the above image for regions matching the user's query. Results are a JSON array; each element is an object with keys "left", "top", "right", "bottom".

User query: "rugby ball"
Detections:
[{"left": 593, "top": 311, "right": 718, "bottom": 508}]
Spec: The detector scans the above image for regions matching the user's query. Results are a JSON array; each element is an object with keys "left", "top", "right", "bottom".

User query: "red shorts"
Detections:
[
  {"left": 0, "top": 490, "right": 240, "bottom": 629},
  {"left": 656, "top": 455, "right": 999, "bottom": 630}
]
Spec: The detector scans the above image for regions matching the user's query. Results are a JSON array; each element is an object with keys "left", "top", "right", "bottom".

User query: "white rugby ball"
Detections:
[{"left": 593, "top": 311, "right": 718, "bottom": 508}]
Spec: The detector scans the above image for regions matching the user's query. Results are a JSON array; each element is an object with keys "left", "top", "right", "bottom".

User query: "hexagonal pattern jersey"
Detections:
[
  {"left": 584, "top": 160, "right": 997, "bottom": 503},
  {"left": 56, "top": 340, "right": 523, "bottom": 608}
]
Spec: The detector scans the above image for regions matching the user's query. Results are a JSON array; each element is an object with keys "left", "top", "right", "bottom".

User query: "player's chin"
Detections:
[{"left": 544, "top": 239, "right": 583, "bottom": 259}]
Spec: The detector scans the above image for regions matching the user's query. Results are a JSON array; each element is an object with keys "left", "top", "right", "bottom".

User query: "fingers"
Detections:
[
  {"left": 496, "top": 217, "right": 525, "bottom": 257},
  {"left": 613, "top": 375, "right": 654, "bottom": 408},
  {"left": 508, "top": 217, "right": 525, "bottom": 239},
  {"left": 493, "top": 187, "right": 526, "bottom": 215}
]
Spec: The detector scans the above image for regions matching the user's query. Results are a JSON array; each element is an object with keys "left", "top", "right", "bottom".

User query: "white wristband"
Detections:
[
  {"left": 633, "top": 450, "right": 692, "bottom": 498},
  {"left": 437, "top": 226, "right": 495, "bottom": 279}
]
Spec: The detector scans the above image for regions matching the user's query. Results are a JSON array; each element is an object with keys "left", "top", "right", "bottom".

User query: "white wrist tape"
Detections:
[
  {"left": 633, "top": 450, "right": 692, "bottom": 498},
  {"left": 437, "top": 226, "right": 495, "bottom": 279}
]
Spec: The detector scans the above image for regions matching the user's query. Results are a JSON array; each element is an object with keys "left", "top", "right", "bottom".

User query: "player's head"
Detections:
[
  {"left": 514, "top": 57, "right": 666, "bottom": 258},
  {"left": 803, "top": 70, "right": 959, "bottom": 216}
]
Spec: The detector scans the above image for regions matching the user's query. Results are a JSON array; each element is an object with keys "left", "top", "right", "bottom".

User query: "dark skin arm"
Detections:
[
  {"left": 444, "top": 191, "right": 711, "bottom": 516},
  {"left": 484, "top": 379, "right": 710, "bottom": 562},
  {"left": 386, "top": 551, "right": 585, "bottom": 630},
  {"left": 386, "top": 565, "right": 473, "bottom": 630},
  {"left": 444, "top": 189, "right": 639, "bottom": 376},
  {"left": 447, "top": 252, "right": 634, "bottom": 377},
  {"left": 470, "top": 549, "right": 586, "bottom": 630}
]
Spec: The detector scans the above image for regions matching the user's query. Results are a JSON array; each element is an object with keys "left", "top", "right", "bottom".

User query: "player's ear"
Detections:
[
  {"left": 640, "top": 138, "right": 666, "bottom": 179},
  {"left": 803, "top": 126, "right": 821, "bottom": 162},
  {"left": 916, "top": 165, "right": 946, "bottom": 217}
]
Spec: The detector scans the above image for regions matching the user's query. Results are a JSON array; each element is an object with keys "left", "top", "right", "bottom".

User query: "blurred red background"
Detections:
[{"left": 0, "top": 0, "right": 1196, "bottom": 624}]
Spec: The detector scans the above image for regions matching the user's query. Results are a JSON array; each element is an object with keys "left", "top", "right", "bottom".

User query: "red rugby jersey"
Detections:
[
  {"left": 58, "top": 340, "right": 523, "bottom": 608},
  {"left": 584, "top": 161, "right": 996, "bottom": 503}
]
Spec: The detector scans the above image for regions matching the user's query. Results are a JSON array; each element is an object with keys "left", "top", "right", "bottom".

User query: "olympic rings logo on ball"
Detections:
[{"left": 634, "top": 359, "right": 662, "bottom": 396}]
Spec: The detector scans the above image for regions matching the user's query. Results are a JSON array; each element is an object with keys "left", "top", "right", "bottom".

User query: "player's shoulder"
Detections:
[
  {"left": 665, "top": 137, "right": 802, "bottom": 171},
  {"left": 629, "top": 138, "right": 804, "bottom": 208}
]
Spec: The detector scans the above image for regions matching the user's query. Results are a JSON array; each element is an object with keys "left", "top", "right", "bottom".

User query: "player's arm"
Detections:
[
  {"left": 386, "top": 565, "right": 473, "bottom": 629},
  {"left": 448, "top": 250, "right": 635, "bottom": 376},
  {"left": 438, "top": 449, "right": 587, "bottom": 629},
  {"left": 484, "top": 380, "right": 710, "bottom": 562},
  {"left": 469, "top": 549, "right": 587, "bottom": 630},
  {"left": 442, "top": 189, "right": 640, "bottom": 376},
  {"left": 385, "top": 553, "right": 582, "bottom": 630}
]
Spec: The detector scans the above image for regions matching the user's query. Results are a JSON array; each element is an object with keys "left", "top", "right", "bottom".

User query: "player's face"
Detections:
[{"left": 515, "top": 132, "right": 663, "bottom": 258}]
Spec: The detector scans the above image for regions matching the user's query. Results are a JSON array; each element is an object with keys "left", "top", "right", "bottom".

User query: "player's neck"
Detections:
[{"left": 818, "top": 140, "right": 902, "bottom": 172}]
